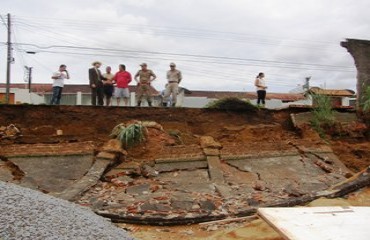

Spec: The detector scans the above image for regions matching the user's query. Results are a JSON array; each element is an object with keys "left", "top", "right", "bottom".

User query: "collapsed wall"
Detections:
[{"left": 341, "top": 39, "right": 370, "bottom": 110}]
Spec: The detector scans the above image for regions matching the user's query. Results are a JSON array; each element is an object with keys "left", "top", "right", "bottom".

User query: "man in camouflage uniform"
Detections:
[{"left": 134, "top": 63, "right": 157, "bottom": 106}]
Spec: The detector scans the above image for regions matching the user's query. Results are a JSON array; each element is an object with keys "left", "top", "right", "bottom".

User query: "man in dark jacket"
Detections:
[{"left": 89, "top": 61, "right": 106, "bottom": 106}]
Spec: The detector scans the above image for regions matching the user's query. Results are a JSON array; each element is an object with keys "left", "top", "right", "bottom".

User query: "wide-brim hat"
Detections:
[{"left": 92, "top": 61, "right": 102, "bottom": 66}]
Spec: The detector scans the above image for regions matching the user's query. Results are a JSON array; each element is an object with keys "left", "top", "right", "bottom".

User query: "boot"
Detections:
[
  {"left": 148, "top": 101, "right": 152, "bottom": 107},
  {"left": 137, "top": 101, "right": 141, "bottom": 107},
  {"left": 162, "top": 102, "right": 167, "bottom": 107},
  {"left": 171, "top": 103, "right": 176, "bottom": 107}
]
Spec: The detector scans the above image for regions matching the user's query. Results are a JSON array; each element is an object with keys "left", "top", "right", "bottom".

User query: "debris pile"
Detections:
[{"left": 0, "top": 124, "right": 21, "bottom": 140}]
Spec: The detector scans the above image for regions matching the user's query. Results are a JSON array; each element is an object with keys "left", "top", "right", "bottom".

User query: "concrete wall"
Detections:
[
  {"left": 341, "top": 39, "right": 370, "bottom": 110},
  {"left": 0, "top": 88, "right": 45, "bottom": 104}
]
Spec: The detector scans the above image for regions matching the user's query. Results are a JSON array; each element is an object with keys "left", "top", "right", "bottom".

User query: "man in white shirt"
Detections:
[
  {"left": 162, "top": 62, "right": 182, "bottom": 107},
  {"left": 50, "top": 64, "right": 69, "bottom": 105}
]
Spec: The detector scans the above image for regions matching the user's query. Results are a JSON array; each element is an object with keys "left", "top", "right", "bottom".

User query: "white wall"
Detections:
[{"left": 0, "top": 88, "right": 45, "bottom": 104}]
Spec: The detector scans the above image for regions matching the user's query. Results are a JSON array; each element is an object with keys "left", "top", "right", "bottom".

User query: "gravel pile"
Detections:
[{"left": 0, "top": 181, "right": 135, "bottom": 240}]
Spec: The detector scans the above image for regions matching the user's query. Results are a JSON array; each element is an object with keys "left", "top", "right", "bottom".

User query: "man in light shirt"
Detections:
[
  {"left": 50, "top": 64, "right": 69, "bottom": 105},
  {"left": 162, "top": 62, "right": 182, "bottom": 107},
  {"left": 134, "top": 63, "right": 157, "bottom": 107}
]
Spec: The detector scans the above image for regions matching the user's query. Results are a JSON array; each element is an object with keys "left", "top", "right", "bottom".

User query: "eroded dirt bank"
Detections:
[
  {"left": 1, "top": 105, "right": 369, "bottom": 240},
  {"left": 1, "top": 105, "right": 369, "bottom": 171}
]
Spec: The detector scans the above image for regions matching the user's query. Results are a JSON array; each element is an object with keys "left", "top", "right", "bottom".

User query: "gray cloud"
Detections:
[{"left": 1, "top": 0, "right": 369, "bottom": 93}]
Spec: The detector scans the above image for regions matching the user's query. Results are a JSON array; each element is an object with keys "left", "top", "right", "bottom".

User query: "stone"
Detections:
[
  {"left": 4, "top": 124, "right": 21, "bottom": 137},
  {"left": 141, "top": 164, "right": 159, "bottom": 178},
  {"left": 116, "top": 175, "right": 134, "bottom": 184},
  {"left": 200, "top": 136, "right": 222, "bottom": 149},
  {"left": 253, "top": 180, "right": 266, "bottom": 191},
  {"left": 101, "top": 139, "right": 127, "bottom": 155},
  {"left": 199, "top": 200, "right": 216, "bottom": 211},
  {"left": 203, "top": 148, "right": 220, "bottom": 156},
  {"left": 104, "top": 169, "right": 126, "bottom": 178},
  {"left": 171, "top": 200, "right": 194, "bottom": 211},
  {"left": 126, "top": 184, "right": 151, "bottom": 195},
  {"left": 140, "top": 203, "right": 171, "bottom": 212}
]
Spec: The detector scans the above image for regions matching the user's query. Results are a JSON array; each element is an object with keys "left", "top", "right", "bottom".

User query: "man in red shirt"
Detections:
[{"left": 113, "top": 64, "right": 132, "bottom": 106}]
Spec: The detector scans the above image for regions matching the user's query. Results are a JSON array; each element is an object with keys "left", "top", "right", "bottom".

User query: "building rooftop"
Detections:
[{"left": 308, "top": 87, "right": 355, "bottom": 97}]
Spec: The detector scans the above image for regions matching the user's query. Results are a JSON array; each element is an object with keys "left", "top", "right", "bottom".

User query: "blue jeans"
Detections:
[{"left": 50, "top": 86, "right": 63, "bottom": 105}]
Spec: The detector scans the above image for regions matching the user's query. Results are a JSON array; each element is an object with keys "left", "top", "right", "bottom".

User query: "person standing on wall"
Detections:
[
  {"left": 102, "top": 66, "right": 114, "bottom": 106},
  {"left": 50, "top": 64, "right": 69, "bottom": 105},
  {"left": 163, "top": 62, "right": 182, "bottom": 107},
  {"left": 113, "top": 64, "right": 132, "bottom": 106},
  {"left": 89, "top": 61, "right": 106, "bottom": 106},
  {"left": 134, "top": 63, "right": 157, "bottom": 107},
  {"left": 254, "top": 72, "right": 267, "bottom": 107}
]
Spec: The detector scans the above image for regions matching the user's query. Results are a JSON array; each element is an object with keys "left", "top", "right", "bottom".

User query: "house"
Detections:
[
  {"left": 0, "top": 84, "right": 160, "bottom": 106},
  {"left": 0, "top": 83, "right": 355, "bottom": 109},
  {"left": 177, "top": 88, "right": 307, "bottom": 109},
  {"left": 307, "top": 87, "right": 356, "bottom": 108}
]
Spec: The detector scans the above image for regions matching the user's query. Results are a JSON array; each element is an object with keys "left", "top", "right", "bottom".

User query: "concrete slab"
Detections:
[
  {"left": 10, "top": 155, "right": 93, "bottom": 193},
  {"left": 207, "top": 156, "right": 225, "bottom": 184},
  {"left": 226, "top": 154, "right": 346, "bottom": 194}
]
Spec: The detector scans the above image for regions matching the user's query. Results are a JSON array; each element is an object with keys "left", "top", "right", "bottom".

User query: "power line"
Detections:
[
  {"left": 0, "top": 14, "right": 8, "bottom": 29},
  {"left": 12, "top": 43, "right": 354, "bottom": 72},
  {"left": 13, "top": 16, "right": 341, "bottom": 51}
]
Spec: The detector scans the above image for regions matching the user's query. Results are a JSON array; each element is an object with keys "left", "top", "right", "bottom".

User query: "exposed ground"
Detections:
[{"left": 0, "top": 105, "right": 369, "bottom": 239}]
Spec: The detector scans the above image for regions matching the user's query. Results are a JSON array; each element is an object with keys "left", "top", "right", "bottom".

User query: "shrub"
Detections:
[
  {"left": 110, "top": 123, "right": 147, "bottom": 149},
  {"left": 310, "top": 94, "right": 335, "bottom": 138},
  {"left": 205, "top": 97, "right": 257, "bottom": 111}
]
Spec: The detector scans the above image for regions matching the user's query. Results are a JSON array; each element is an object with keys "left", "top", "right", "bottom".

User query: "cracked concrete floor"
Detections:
[{"left": 78, "top": 146, "right": 351, "bottom": 224}]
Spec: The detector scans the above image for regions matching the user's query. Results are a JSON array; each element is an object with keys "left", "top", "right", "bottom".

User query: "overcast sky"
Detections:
[{"left": 1, "top": 0, "right": 369, "bottom": 93}]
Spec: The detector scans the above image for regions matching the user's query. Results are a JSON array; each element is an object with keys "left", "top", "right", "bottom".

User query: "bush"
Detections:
[
  {"left": 110, "top": 123, "right": 147, "bottom": 149},
  {"left": 205, "top": 97, "right": 258, "bottom": 111},
  {"left": 363, "top": 86, "right": 370, "bottom": 112},
  {"left": 310, "top": 94, "right": 335, "bottom": 138}
]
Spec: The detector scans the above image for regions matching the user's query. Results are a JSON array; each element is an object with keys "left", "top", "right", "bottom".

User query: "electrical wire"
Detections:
[
  {"left": 0, "top": 14, "right": 8, "bottom": 29},
  {"left": 12, "top": 43, "right": 354, "bottom": 72},
  {"left": 13, "top": 15, "right": 338, "bottom": 51}
]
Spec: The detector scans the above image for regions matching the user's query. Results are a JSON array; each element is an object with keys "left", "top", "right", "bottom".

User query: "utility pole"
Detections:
[
  {"left": 5, "top": 13, "right": 12, "bottom": 104},
  {"left": 25, "top": 67, "right": 33, "bottom": 93},
  {"left": 29, "top": 67, "right": 32, "bottom": 93}
]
